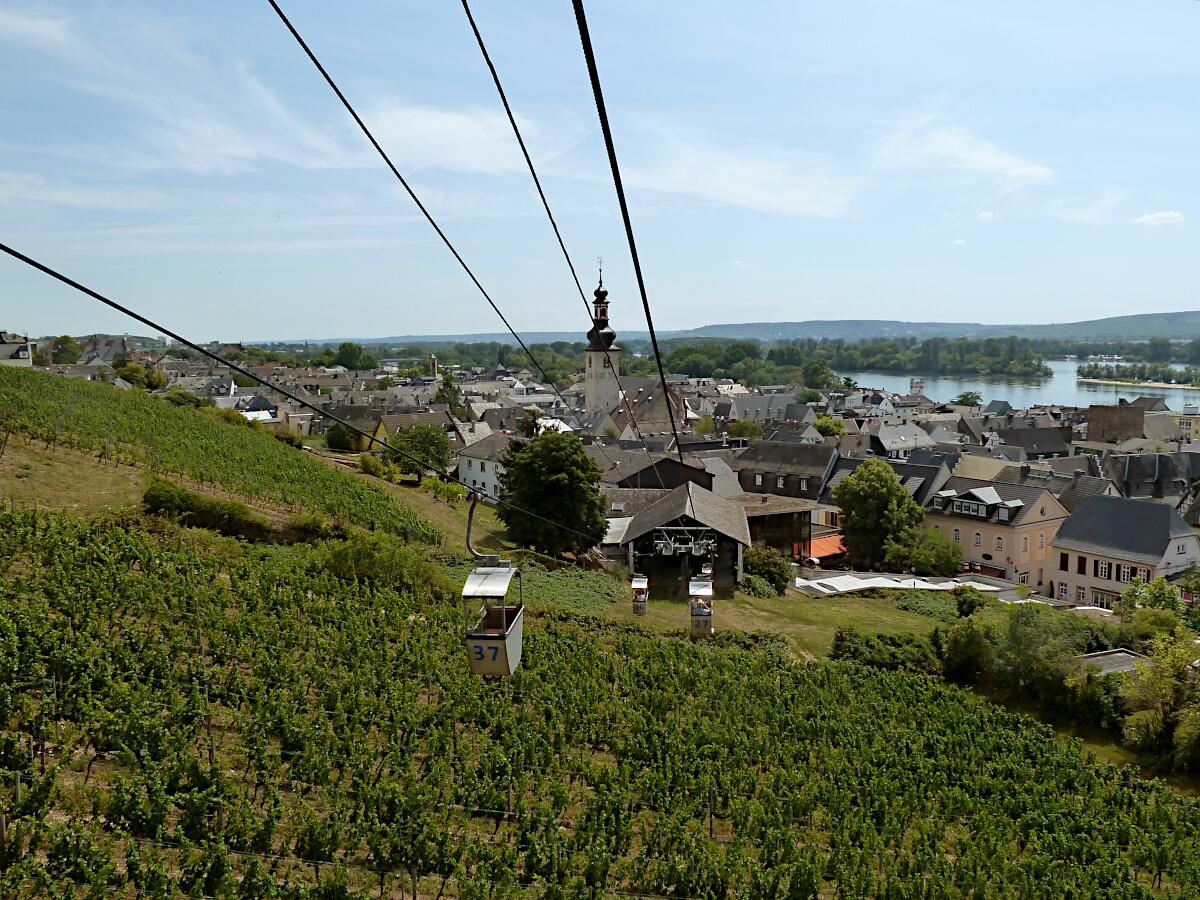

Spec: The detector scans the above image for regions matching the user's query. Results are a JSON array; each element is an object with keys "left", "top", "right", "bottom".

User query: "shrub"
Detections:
[
  {"left": 830, "top": 627, "right": 941, "bottom": 675},
  {"left": 274, "top": 430, "right": 303, "bottom": 449},
  {"left": 313, "top": 531, "right": 457, "bottom": 602},
  {"left": 358, "top": 454, "right": 385, "bottom": 477},
  {"left": 143, "top": 480, "right": 269, "bottom": 541},
  {"left": 743, "top": 546, "right": 792, "bottom": 595},
  {"left": 741, "top": 574, "right": 776, "bottom": 598}
]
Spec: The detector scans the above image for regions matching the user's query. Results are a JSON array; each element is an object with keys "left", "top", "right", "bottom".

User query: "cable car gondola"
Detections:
[
  {"left": 631, "top": 574, "right": 649, "bottom": 615},
  {"left": 688, "top": 578, "right": 713, "bottom": 639},
  {"left": 462, "top": 491, "right": 524, "bottom": 677}
]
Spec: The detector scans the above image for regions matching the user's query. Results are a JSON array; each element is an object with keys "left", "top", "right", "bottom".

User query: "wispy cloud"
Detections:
[
  {"left": 877, "top": 113, "right": 1054, "bottom": 189},
  {"left": 1051, "top": 189, "right": 1128, "bottom": 224},
  {"left": 952, "top": 238, "right": 967, "bottom": 246},
  {"left": 977, "top": 210, "right": 995, "bottom": 221},
  {"left": 363, "top": 103, "right": 535, "bottom": 176},
  {"left": 0, "top": 170, "right": 165, "bottom": 211},
  {"left": 627, "top": 135, "right": 855, "bottom": 217},
  {"left": 0, "top": 9, "right": 81, "bottom": 54},
  {"left": 1133, "top": 210, "right": 1184, "bottom": 226}
]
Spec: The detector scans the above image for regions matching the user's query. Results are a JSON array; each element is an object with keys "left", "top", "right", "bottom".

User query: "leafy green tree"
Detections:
[
  {"left": 951, "top": 390, "right": 983, "bottom": 407},
  {"left": 726, "top": 419, "right": 763, "bottom": 439},
  {"left": 794, "top": 388, "right": 822, "bottom": 404},
  {"left": 497, "top": 432, "right": 606, "bottom": 556},
  {"left": 386, "top": 425, "right": 450, "bottom": 484},
  {"left": 743, "top": 546, "right": 792, "bottom": 594},
  {"left": 331, "top": 341, "right": 378, "bottom": 371},
  {"left": 1122, "top": 630, "right": 1199, "bottom": 766},
  {"left": 813, "top": 415, "right": 845, "bottom": 437},
  {"left": 831, "top": 458, "right": 924, "bottom": 569},
  {"left": 50, "top": 335, "right": 83, "bottom": 364},
  {"left": 324, "top": 422, "right": 357, "bottom": 451},
  {"left": 1146, "top": 337, "right": 1172, "bottom": 362},
  {"left": 693, "top": 415, "right": 716, "bottom": 435},
  {"left": 517, "top": 408, "right": 542, "bottom": 438},
  {"left": 884, "top": 526, "right": 963, "bottom": 576},
  {"left": 434, "top": 373, "right": 467, "bottom": 420}
]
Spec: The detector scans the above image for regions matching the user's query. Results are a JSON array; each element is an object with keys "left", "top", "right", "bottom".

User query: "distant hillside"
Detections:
[{"left": 295, "top": 310, "right": 1200, "bottom": 346}]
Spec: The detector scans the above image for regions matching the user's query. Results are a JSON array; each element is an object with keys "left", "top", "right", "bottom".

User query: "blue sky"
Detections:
[{"left": 1, "top": 1, "right": 1196, "bottom": 341}]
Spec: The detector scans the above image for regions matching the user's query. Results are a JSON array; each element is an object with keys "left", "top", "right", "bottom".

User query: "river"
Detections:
[{"left": 839, "top": 359, "right": 1200, "bottom": 409}]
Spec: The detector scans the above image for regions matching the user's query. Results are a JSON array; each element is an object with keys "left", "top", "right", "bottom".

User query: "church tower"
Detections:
[{"left": 584, "top": 278, "right": 620, "bottom": 414}]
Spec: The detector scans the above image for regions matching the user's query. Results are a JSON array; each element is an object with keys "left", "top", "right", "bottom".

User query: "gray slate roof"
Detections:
[
  {"left": 993, "top": 464, "right": 1116, "bottom": 514},
  {"left": 621, "top": 483, "right": 751, "bottom": 546},
  {"left": 1052, "top": 495, "right": 1195, "bottom": 564}
]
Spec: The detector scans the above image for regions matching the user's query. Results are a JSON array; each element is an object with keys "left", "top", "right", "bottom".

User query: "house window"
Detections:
[
  {"left": 953, "top": 529, "right": 960, "bottom": 542},
  {"left": 611, "top": 502, "right": 626, "bottom": 512},
  {"left": 1059, "top": 552, "right": 1068, "bottom": 571},
  {"left": 995, "top": 536, "right": 1004, "bottom": 551},
  {"left": 799, "top": 478, "right": 808, "bottom": 491},
  {"left": 754, "top": 473, "right": 763, "bottom": 486},
  {"left": 1118, "top": 565, "right": 1132, "bottom": 583},
  {"left": 1077, "top": 556, "right": 1086, "bottom": 575},
  {"left": 1178, "top": 543, "right": 1186, "bottom": 555},
  {"left": 776, "top": 476, "right": 786, "bottom": 489},
  {"left": 974, "top": 533, "right": 982, "bottom": 547},
  {"left": 1076, "top": 586, "right": 1087, "bottom": 603},
  {"left": 480, "top": 461, "right": 486, "bottom": 472},
  {"left": 828, "top": 512, "right": 840, "bottom": 527},
  {"left": 1139, "top": 567, "right": 1151, "bottom": 581},
  {"left": 1038, "top": 534, "right": 1045, "bottom": 549},
  {"left": 1023, "top": 536, "right": 1029, "bottom": 554},
  {"left": 1017, "top": 573, "right": 1029, "bottom": 585},
  {"left": 493, "top": 483, "right": 500, "bottom": 496},
  {"left": 1097, "top": 561, "right": 1111, "bottom": 579},
  {"left": 465, "top": 458, "right": 472, "bottom": 468},
  {"left": 1058, "top": 583, "right": 1068, "bottom": 599},
  {"left": 1093, "top": 591, "right": 1114, "bottom": 610}
]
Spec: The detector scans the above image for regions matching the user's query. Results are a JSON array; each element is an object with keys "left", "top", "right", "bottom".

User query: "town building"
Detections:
[
  {"left": 0, "top": 332, "right": 35, "bottom": 367},
  {"left": 927, "top": 478, "right": 1068, "bottom": 587},
  {"left": 1049, "top": 495, "right": 1200, "bottom": 609}
]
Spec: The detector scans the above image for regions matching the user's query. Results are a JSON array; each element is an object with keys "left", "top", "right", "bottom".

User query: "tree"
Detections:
[
  {"left": 883, "top": 526, "right": 963, "bottom": 576},
  {"left": 386, "top": 425, "right": 450, "bottom": 484},
  {"left": 331, "top": 341, "right": 378, "bottom": 371},
  {"left": 743, "top": 546, "right": 792, "bottom": 595},
  {"left": 813, "top": 415, "right": 845, "bottom": 438},
  {"left": 50, "top": 335, "right": 83, "bottom": 364},
  {"left": 434, "top": 373, "right": 467, "bottom": 420},
  {"left": 1146, "top": 337, "right": 1172, "bottom": 362},
  {"left": 325, "top": 422, "right": 357, "bottom": 451},
  {"left": 831, "top": 458, "right": 924, "bottom": 569},
  {"left": 497, "top": 432, "right": 606, "bottom": 556},
  {"left": 517, "top": 408, "right": 542, "bottom": 438},
  {"left": 693, "top": 415, "right": 716, "bottom": 436},
  {"left": 1121, "top": 630, "right": 1198, "bottom": 765},
  {"left": 727, "top": 419, "right": 763, "bottom": 439},
  {"left": 794, "top": 388, "right": 822, "bottom": 404},
  {"left": 951, "top": 391, "right": 983, "bottom": 407},
  {"left": 115, "top": 363, "right": 147, "bottom": 389}
]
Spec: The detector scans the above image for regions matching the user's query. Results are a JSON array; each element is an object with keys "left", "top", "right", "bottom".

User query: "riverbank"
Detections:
[{"left": 1077, "top": 377, "right": 1200, "bottom": 392}]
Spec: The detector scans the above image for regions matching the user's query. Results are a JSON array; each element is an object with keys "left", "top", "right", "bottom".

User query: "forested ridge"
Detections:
[{"left": 2, "top": 510, "right": 1200, "bottom": 897}]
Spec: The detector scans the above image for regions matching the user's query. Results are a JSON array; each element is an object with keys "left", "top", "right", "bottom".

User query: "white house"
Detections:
[{"left": 456, "top": 434, "right": 515, "bottom": 502}]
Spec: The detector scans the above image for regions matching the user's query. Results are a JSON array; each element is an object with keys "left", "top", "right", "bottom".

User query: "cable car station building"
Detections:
[{"left": 619, "top": 483, "right": 750, "bottom": 598}]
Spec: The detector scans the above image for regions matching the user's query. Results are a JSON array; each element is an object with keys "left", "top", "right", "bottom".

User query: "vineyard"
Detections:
[
  {"left": 3, "top": 509, "right": 1200, "bottom": 897},
  {"left": 0, "top": 368, "right": 438, "bottom": 542}
]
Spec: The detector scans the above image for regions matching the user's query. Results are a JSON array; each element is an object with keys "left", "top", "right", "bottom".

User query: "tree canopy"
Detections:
[
  {"left": 497, "top": 432, "right": 606, "bottom": 556},
  {"left": 386, "top": 425, "right": 450, "bottom": 484},
  {"left": 831, "top": 458, "right": 924, "bottom": 569}
]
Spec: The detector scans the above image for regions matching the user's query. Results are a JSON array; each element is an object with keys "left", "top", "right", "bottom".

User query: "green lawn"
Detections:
[{"left": 606, "top": 587, "right": 943, "bottom": 659}]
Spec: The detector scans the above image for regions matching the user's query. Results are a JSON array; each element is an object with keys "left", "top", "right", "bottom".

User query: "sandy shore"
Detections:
[{"left": 1077, "top": 377, "right": 1200, "bottom": 392}]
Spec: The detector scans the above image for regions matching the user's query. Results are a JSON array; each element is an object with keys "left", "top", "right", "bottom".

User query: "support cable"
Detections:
[
  {"left": 264, "top": 0, "right": 615, "bottom": 466},
  {"left": 0, "top": 241, "right": 598, "bottom": 544},
  {"left": 570, "top": 0, "right": 687, "bottom": 468}
]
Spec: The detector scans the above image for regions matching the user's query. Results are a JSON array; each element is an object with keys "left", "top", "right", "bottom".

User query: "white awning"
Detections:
[{"left": 463, "top": 566, "right": 520, "bottom": 598}]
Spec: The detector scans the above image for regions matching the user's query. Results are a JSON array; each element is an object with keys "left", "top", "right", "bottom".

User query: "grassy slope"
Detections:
[
  {"left": 0, "top": 440, "right": 144, "bottom": 515},
  {"left": 0, "top": 367, "right": 439, "bottom": 542}
]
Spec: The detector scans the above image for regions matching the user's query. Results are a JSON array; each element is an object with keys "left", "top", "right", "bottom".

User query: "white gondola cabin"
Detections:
[
  {"left": 688, "top": 578, "right": 714, "bottom": 638},
  {"left": 463, "top": 564, "right": 524, "bottom": 677},
  {"left": 631, "top": 575, "right": 649, "bottom": 615}
]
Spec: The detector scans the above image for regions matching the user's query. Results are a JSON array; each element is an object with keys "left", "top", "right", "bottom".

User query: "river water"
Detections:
[{"left": 840, "top": 359, "right": 1200, "bottom": 409}]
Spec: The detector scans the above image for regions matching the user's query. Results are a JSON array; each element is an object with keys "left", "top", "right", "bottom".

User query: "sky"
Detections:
[{"left": 0, "top": 0, "right": 1197, "bottom": 342}]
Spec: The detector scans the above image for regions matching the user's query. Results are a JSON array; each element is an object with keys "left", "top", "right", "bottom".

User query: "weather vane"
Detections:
[{"left": 596, "top": 255, "right": 603, "bottom": 287}]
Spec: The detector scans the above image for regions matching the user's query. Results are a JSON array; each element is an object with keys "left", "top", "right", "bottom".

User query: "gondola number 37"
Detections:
[{"left": 470, "top": 644, "right": 500, "bottom": 661}]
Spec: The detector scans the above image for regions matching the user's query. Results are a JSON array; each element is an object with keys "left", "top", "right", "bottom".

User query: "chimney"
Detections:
[{"left": 1020, "top": 464, "right": 1030, "bottom": 477}]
